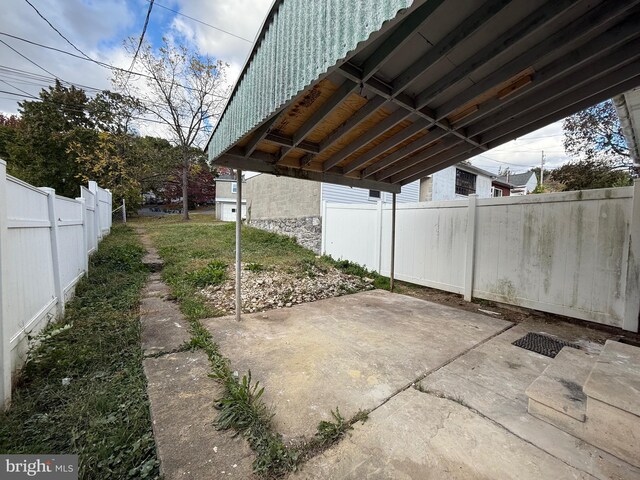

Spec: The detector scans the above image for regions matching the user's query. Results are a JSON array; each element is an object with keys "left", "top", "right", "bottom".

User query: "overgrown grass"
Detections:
[
  {"left": 0, "top": 225, "right": 159, "bottom": 479},
  {"left": 135, "top": 218, "right": 372, "bottom": 476},
  {"left": 133, "top": 218, "right": 389, "bottom": 321}
]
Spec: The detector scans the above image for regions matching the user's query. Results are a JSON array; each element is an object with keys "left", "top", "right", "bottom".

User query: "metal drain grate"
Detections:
[{"left": 512, "top": 332, "right": 578, "bottom": 358}]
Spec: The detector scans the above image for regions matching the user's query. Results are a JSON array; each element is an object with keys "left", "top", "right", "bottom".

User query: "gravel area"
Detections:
[{"left": 201, "top": 262, "right": 374, "bottom": 314}]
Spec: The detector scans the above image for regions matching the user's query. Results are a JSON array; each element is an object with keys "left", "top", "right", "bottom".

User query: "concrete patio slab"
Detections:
[
  {"left": 202, "top": 290, "right": 511, "bottom": 442},
  {"left": 144, "top": 351, "right": 257, "bottom": 479},
  {"left": 419, "top": 321, "right": 640, "bottom": 480},
  {"left": 291, "top": 388, "right": 596, "bottom": 480}
]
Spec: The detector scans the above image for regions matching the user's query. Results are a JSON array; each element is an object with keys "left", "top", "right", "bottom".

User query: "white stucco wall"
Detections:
[{"left": 426, "top": 166, "right": 492, "bottom": 201}]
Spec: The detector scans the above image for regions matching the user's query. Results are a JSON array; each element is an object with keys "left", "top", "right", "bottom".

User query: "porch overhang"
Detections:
[{"left": 207, "top": 0, "right": 640, "bottom": 193}]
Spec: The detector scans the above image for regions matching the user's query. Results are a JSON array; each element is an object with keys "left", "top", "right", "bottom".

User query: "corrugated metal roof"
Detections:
[{"left": 207, "top": 0, "right": 414, "bottom": 160}]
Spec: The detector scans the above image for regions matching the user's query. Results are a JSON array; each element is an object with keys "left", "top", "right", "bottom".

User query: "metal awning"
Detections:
[{"left": 207, "top": 0, "right": 640, "bottom": 193}]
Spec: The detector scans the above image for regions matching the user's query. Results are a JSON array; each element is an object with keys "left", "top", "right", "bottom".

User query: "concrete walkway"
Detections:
[{"left": 136, "top": 229, "right": 256, "bottom": 479}]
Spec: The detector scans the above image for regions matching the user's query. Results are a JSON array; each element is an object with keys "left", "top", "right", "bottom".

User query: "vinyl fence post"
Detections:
[
  {"left": 464, "top": 194, "right": 478, "bottom": 302},
  {"left": 88, "top": 181, "right": 101, "bottom": 242},
  {"left": 40, "top": 187, "right": 65, "bottom": 318},
  {"left": 0, "top": 160, "right": 12, "bottom": 408},
  {"left": 375, "top": 200, "right": 383, "bottom": 273},
  {"left": 76, "top": 196, "right": 89, "bottom": 274},
  {"left": 122, "top": 198, "right": 127, "bottom": 224},
  {"left": 321, "top": 200, "right": 328, "bottom": 255},
  {"left": 623, "top": 180, "right": 640, "bottom": 332}
]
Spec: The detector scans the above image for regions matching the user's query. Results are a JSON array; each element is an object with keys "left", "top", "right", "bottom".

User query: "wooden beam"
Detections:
[
  {"left": 392, "top": 0, "right": 514, "bottom": 95},
  {"left": 433, "top": 1, "right": 640, "bottom": 120},
  {"left": 399, "top": 146, "right": 483, "bottom": 186},
  {"left": 467, "top": 39, "right": 640, "bottom": 137},
  {"left": 264, "top": 132, "right": 320, "bottom": 153},
  {"left": 214, "top": 152, "right": 402, "bottom": 193},
  {"left": 484, "top": 72, "right": 640, "bottom": 151},
  {"left": 244, "top": 113, "right": 281, "bottom": 156},
  {"left": 343, "top": 119, "right": 431, "bottom": 174},
  {"left": 322, "top": 108, "right": 410, "bottom": 171},
  {"left": 386, "top": 138, "right": 464, "bottom": 183},
  {"left": 318, "top": 96, "right": 387, "bottom": 152},
  {"left": 362, "top": 127, "right": 448, "bottom": 178},
  {"left": 293, "top": 80, "right": 358, "bottom": 145},
  {"left": 274, "top": 80, "right": 358, "bottom": 163},
  {"left": 338, "top": 63, "right": 486, "bottom": 151},
  {"left": 414, "top": 0, "right": 577, "bottom": 110}
]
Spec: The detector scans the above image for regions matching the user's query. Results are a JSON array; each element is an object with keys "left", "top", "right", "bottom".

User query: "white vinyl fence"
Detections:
[
  {"left": 322, "top": 181, "right": 640, "bottom": 333},
  {"left": 0, "top": 160, "right": 112, "bottom": 407}
]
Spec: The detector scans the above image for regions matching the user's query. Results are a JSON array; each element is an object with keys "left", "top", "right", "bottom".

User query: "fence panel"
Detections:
[
  {"left": 97, "top": 186, "right": 112, "bottom": 235},
  {"left": 55, "top": 196, "right": 85, "bottom": 301},
  {"left": 323, "top": 183, "right": 639, "bottom": 332},
  {"left": 380, "top": 202, "right": 468, "bottom": 294},
  {"left": 0, "top": 159, "right": 113, "bottom": 407},
  {"left": 4, "top": 177, "right": 57, "bottom": 368},
  {"left": 472, "top": 189, "right": 633, "bottom": 327},
  {"left": 81, "top": 186, "right": 97, "bottom": 254}
]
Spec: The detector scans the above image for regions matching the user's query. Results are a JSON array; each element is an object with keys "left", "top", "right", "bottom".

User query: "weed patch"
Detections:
[
  {"left": 187, "top": 260, "right": 228, "bottom": 287},
  {"left": 0, "top": 225, "right": 159, "bottom": 479}
]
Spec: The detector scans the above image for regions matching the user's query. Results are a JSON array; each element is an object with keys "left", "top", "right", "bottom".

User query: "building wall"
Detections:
[
  {"left": 244, "top": 174, "right": 322, "bottom": 253},
  {"left": 215, "top": 180, "right": 237, "bottom": 200},
  {"left": 419, "top": 177, "right": 433, "bottom": 201},
  {"left": 245, "top": 174, "right": 321, "bottom": 219},
  {"left": 422, "top": 166, "right": 493, "bottom": 201},
  {"left": 321, "top": 180, "right": 419, "bottom": 204}
]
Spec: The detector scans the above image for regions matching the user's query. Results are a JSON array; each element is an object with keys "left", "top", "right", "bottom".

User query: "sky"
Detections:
[{"left": 0, "top": 0, "right": 570, "bottom": 175}]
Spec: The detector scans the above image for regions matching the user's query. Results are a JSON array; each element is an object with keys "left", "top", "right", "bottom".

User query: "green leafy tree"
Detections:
[
  {"left": 549, "top": 158, "right": 632, "bottom": 191},
  {"left": 7, "top": 80, "right": 97, "bottom": 196},
  {"left": 114, "top": 37, "right": 229, "bottom": 220},
  {"left": 0, "top": 114, "right": 20, "bottom": 161},
  {"left": 563, "top": 100, "right": 630, "bottom": 164}
]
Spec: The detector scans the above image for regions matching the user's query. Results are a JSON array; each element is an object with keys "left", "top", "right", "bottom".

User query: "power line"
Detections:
[
  {"left": 127, "top": 0, "right": 155, "bottom": 73},
  {"left": 24, "top": 0, "right": 93, "bottom": 61},
  {"left": 0, "top": 39, "right": 59, "bottom": 79},
  {"left": 150, "top": 0, "right": 253, "bottom": 43},
  {"left": 0, "top": 32, "right": 228, "bottom": 99},
  {"left": 0, "top": 78, "right": 33, "bottom": 97}
]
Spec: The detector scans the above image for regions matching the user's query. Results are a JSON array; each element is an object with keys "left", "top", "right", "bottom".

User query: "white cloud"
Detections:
[
  {"left": 0, "top": 0, "right": 136, "bottom": 114},
  {"left": 469, "top": 121, "right": 570, "bottom": 175}
]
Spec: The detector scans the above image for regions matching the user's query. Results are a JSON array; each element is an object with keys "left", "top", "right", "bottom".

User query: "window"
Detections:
[
  {"left": 492, "top": 187, "right": 503, "bottom": 197},
  {"left": 369, "top": 190, "right": 381, "bottom": 199},
  {"left": 231, "top": 182, "right": 237, "bottom": 193},
  {"left": 455, "top": 169, "right": 476, "bottom": 196}
]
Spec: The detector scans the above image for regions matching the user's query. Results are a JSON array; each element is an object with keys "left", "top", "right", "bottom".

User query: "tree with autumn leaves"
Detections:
[{"left": 2, "top": 79, "right": 218, "bottom": 212}]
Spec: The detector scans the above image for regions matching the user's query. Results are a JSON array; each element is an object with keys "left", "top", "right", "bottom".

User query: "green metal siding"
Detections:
[{"left": 208, "top": 0, "right": 414, "bottom": 161}]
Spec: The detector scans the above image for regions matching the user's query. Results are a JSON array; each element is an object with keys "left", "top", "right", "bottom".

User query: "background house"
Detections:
[
  {"left": 497, "top": 171, "right": 538, "bottom": 195},
  {"left": 244, "top": 176, "right": 419, "bottom": 253},
  {"left": 215, "top": 174, "right": 246, "bottom": 221},
  {"left": 491, "top": 178, "right": 513, "bottom": 197},
  {"left": 419, "top": 164, "right": 495, "bottom": 201}
]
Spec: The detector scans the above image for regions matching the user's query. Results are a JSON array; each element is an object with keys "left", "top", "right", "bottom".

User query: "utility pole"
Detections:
[{"left": 540, "top": 150, "right": 545, "bottom": 187}]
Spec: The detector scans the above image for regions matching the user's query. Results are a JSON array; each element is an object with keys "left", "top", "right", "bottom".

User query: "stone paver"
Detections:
[
  {"left": 420, "top": 322, "right": 640, "bottom": 480},
  {"left": 291, "top": 388, "right": 596, "bottom": 480},
  {"left": 144, "top": 351, "right": 256, "bottom": 479},
  {"left": 140, "top": 296, "right": 190, "bottom": 356},
  {"left": 203, "top": 290, "right": 511, "bottom": 442},
  {"left": 137, "top": 228, "right": 258, "bottom": 479}
]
